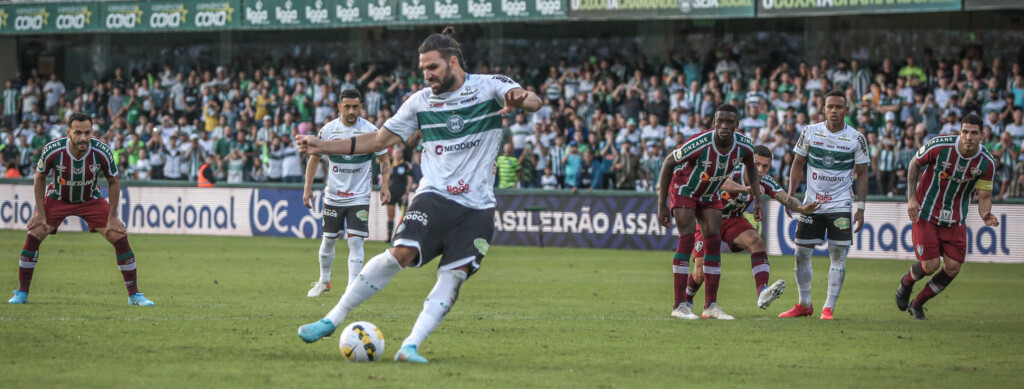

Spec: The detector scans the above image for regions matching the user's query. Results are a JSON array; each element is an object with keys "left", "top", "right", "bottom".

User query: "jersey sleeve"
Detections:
[
  {"left": 488, "top": 74, "right": 523, "bottom": 107},
  {"left": 382, "top": 91, "right": 423, "bottom": 142},
  {"left": 854, "top": 132, "right": 871, "bottom": 165},
  {"left": 35, "top": 151, "right": 52, "bottom": 174},
  {"left": 914, "top": 138, "right": 943, "bottom": 166},
  {"left": 760, "top": 175, "right": 783, "bottom": 197},
  {"left": 671, "top": 133, "right": 708, "bottom": 162},
  {"left": 793, "top": 126, "right": 810, "bottom": 157},
  {"left": 317, "top": 123, "right": 328, "bottom": 140},
  {"left": 92, "top": 140, "right": 119, "bottom": 178}
]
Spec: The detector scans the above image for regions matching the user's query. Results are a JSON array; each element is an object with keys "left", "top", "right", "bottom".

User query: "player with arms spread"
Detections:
[
  {"left": 675, "top": 145, "right": 819, "bottom": 319},
  {"left": 9, "top": 112, "right": 154, "bottom": 306},
  {"left": 780, "top": 90, "right": 869, "bottom": 321},
  {"left": 295, "top": 26, "right": 542, "bottom": 363},
  {"left": 658, "top": 104, "right": 761, "bottom": 321},
  {"left": 896, "top": 114, "right": 998, "bottom": 320},
  {"left": 303, "top": 89, "right": 391, "bottom": 297}
]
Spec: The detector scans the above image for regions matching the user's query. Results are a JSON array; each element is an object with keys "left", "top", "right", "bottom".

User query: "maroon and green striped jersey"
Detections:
[
  {"left": 720, "top": 166, "right": 783, "bottom": 219},
  {"left": 35, "top": 137, "right": 118, "bottom": 204},
  {"left": 671, "top": 130, "right": 755, "bottom": 201},
  {"left": 914, "top": 136, "right": 994, "bottom": 227}
]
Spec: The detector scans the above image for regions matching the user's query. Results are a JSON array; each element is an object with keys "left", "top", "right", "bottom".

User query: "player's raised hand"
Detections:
[
  {"left": 795, "top": 201, "right": 821, "bottom": 215},
  {"left": 907, "top": 197, "right": 921, "bottom": 222},
  {"left": 499, "top": 89, "right": 529, "bottom": 114},
  {"left": 982, "top": 211, "right": 999, "bottom": 227}
]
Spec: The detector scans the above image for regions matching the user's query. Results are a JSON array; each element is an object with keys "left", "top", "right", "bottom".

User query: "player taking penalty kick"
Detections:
[
  {"left": 658, "top": 104, "right": 761, "bottom": 321},
  {"left": 896, "top": 114, "right": 998, "bottom": 320},
  {"left": 780, "top": 90, "right": 869, "bottom": 321},
  {"left": 9, "top": 112, "right": 154, "bottom": 306},
  {"left": 674, "top": 145, "right": 819, "bottom": 319},
  {"left": 295, "top": 27, "right": 542, "bottom": 363},
  {"left": 303, "top": 89, "right": 391, "bottom": 297}
]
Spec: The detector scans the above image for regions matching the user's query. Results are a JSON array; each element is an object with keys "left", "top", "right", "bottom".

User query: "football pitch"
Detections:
[{"left": 1, "top": 230, "right": 1022, "bottom": 388}]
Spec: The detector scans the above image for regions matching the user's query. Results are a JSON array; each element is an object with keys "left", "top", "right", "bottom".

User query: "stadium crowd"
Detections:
[{"left": 2, "top": 49, "right": 1023, "bottom": 199}]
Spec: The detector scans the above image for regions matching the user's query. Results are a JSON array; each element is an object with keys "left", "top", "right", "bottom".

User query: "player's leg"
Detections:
[
  {"left": 671, "top": 205, "right": 701, "bottom": 320},
  {"left": 344, "top": 205, "right": 371, "bottom": 287},
  {"left": 309, "top": 205, "right": 343, "bottom": 297},
  {"left": 780, "top": 213, "right": 823, "bottom": 317},
  {"left": 908, "top": 225, "right": 967, "bottom": 320},
  {"left": 732, "top": 228, "right": 785, "bottom": 309},
  {"left": 673, "top": 219, "right": 701, "bottom": 320},
  {"left": 79, "top": 198, "right": 152, "bottom": 305},
  {"left": 821, "top": 213, "right": 853, "bottom": 320},
  {"left": 685, "top": 239, "right": 704, "bottom": 307},
  {"left": 10, "top": 225, "right": 49, "bottom": 304},
  {"left": 398, "top": 203, "right": 491, "bottom": 363},
  {"left": 697, "top": 207, "right": 732, "bottom": 320},
  {"left": 897, "top": 219, "right": 941, "bottom": 311},
  {"left": 386, "top": 204, "right": 396, "bottom": 243}
]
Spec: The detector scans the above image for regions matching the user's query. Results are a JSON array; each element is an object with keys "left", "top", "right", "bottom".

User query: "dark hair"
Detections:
[
  {"left": 714, "top": 103, "right": 739, "bottom": 116},
  {"left": 418, "top": 26, "right": 464, "bottom": 69},
  {"left": 753, "top": 145, "right": 773, "bottom": 159},
  {"left": 339, "top": 89, "right": 362, "bottom": 101},
  {"left": 67, "top": 112, "right": 92, "bottom": 127},
  {"left": 962, "top": 113, "right": 983, "bottom": 128},
  {"left": 825, "top": 89, "right": 848, "bottom": 105}
]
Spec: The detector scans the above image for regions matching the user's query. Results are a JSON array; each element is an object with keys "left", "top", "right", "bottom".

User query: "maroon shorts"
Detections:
[
  {"left": 693, "top": 216, "right": 757, "bottom": 258},
  {"left": 670, "top": 188, "right": 723, "bottom": 210},
  {"left": 44, "top": 197, "right": 110, "bottom": 234},
  {"left": 912, "top": 219, "right": 967, "bottom": 263}
]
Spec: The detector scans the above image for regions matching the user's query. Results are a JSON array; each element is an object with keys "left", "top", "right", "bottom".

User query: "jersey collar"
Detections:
[{"left": 65, "top": 138, "right": 92, "bottom": 161}]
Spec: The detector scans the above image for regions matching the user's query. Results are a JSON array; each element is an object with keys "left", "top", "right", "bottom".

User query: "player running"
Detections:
[
  {"left": 295, "top": 26, "right": 542, "bottom": 363},
  {"left": 896, "top": 114, "right": 998, "bottom": 320},
  {"left": 779, "top": 90, "right": 869, "bottom": 321},
  {"left": 9, "top": 112, "right": 154, "bottom": 306},
  {"left": 674, "top": 145, "right": 820, "bottom": 320},
  {"left": 658, "top": 104, "right": 761, "bottom": 321},
  {"left": 303, "top": 89, "right": 391, "bottom": 297}
]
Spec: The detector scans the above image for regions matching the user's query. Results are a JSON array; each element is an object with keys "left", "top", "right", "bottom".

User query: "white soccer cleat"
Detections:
[
  {"left": 701, "top": 303, "right": 735, "bottom": 320},
  {"left": 670, "top": 302, "right": 700, "bottom": 320},
  {"left": 307, "top": 281, "right": 331, "bottom": 297},
  {"left": 757, "top": 279, "right": 787, "bottom": 309}
]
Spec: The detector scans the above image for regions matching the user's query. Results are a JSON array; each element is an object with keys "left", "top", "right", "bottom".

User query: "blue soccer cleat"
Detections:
[
  {"left": 8, "top": 290, "right": 28, "bottom": 304},
  {"left": 394, "top": 344, "right": 429, "bottom": 363},
  {"left": 298, "top": 318, "right": 336, "bottom": 343},
  {"left": 128, "top": 293, "right": 155, "bottom": 306}
]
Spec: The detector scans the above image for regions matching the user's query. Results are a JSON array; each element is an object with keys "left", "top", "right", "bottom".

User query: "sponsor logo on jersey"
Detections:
[
  {"left": 813, "top": 141, "right": 825, "bottom": 146},
  {"left": 430, "top": 102, "right": 444, "bottom": 108},
  {"left": 403, "top": 210, "right": 428, "bottom": 226},
  {"left": 356, "top": 209, "right": 369, "bottom": 221},
  {"left": 837, "top": 134, "right": 851, "bottom": 142},
  {"left": 814, "top": 192, "right": 832, "bottom": 202},
  {"left": 435, "top": 139, "right": 482, "bottom": 155},
  {"left": 459, "top": 85, "right": 478, "bottom": 96},
  {"left": 938, "top": 170, "right": 949, "bottom": 179},
  {"left": 814, "top": 129, "right": 829, "bottom": 138},
  {"left": 701, "top": 160, "right": 712, "bottom": 168},
  {"left": 799, "top": 215, "right": 813, "bottom": 224},
  {"left": 474, "top": 238, "right": 490, "bottom": 255},
  {"left": 446, "top": 115, "right": 465, "bottom": 133},
  {"left": 834, "top": 217, "right": 851, "bottom": 229},
  {"left": 323, "top": 207, "right": 338, "bottom": 218},
  {"left": 336, "top": 190, "right": 355, "bottom": 197},
  {"left": 446, "top": 179, "right": 471, "bottom": 194},
  {"left": 459, "top": 96, "right": 478, "bottom": 105},
  {"left": 811, "top": 172, "right": 844, "bottom": 182},
  {"left": 57, "top": 177, "right": 92, "bottom": 186}
]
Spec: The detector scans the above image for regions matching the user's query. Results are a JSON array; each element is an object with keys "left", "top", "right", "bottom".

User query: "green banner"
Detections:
[
  {"left": 398, "top": 0, "right": 565, "bottom": 23},
  {"left": 102, "top": 0, "right": 241, "bottom": 32},
  {"left": 965, "top": 0, "right": 1024, "bottom": 10},
  {"left": 568, "top": 0, "right": 754, "bottom": 19},
  {"left": 757, "top": 0, "right": 962, "bottom": 17},
  {"left": 243, "top": 0, "right": 397, "bottom": 28},
  {"left": 2, "top": 3, "right": 52, "bottom": 34}
]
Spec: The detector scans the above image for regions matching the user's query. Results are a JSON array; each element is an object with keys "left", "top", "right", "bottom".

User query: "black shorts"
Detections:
[
  {"left": 322, "top": 204, "right": 369, "bottom": 238},
  {"left": 795, "top": 211, "right": 853, "bottom": 246},
  {"left": 392, "top": 192, "right": 494, "bottom": 277},
  {"left": 387, "top": 187, "right": 406, "bottom": 206}
]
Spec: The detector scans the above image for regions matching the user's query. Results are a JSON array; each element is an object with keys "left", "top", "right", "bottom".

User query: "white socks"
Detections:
[
  {"left": 347, "top": 236, "right": 365, "bottom": 287},
  {"left": 325, "top": 251, "right": 403, "bottom": 327},
  {"left": 318, "top": 236, "right": 338, "bottom": 284},
  {"left": 824, "top": 244, "right": 848, "bottom": 310},
  {"left": 795, "top": 246, "right": 814, "bottom": 308},
  {"left": 402, "top": 269, "right": 468, "bottom": 348}
]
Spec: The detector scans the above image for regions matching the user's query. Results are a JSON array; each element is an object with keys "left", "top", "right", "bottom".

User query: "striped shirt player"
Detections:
[
  {"left": 658, "top": 104, "right": 760, "bottom": 321},
  {"left": 304, "top": 91, "right": 390, "bottom": 298},
  {"left": 296, "top": 27, "right": 543, "bottom": 363},
  {"left": 896, "top": 116, "right": 1000, "bottom": 320},
  {"left": 9, "top": 112, "right": 154, "bottom": 306}
]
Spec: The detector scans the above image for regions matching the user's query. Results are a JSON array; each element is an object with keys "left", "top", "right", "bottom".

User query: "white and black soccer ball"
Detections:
[{"left": 338, "top": 321, "right": 385, "bottom": 362}]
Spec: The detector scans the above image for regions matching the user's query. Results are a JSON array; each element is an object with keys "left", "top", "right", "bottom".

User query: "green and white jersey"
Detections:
[
  {"left": 794, "top": 122, "right": 870, "bottom": 213},
  {"left": 383, "top": 74, "right": 521, "bottom": 209},
  {"left": 318, "top": 117, "right": 387, "bottom": 207}
]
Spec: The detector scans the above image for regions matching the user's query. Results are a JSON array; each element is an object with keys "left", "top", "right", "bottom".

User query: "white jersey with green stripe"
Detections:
[
  {"left": 319, "top": 117, "right": 388, "bottom": 206},
  {"left": 794, "top": 122, "right": 870, "bottom": 213},
  {"left": 383, "top": 73, "right": 521, "bottom": 209}
]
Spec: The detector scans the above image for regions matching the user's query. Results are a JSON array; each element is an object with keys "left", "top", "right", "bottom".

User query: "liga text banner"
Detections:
[{"left": 757, "top": 0, "right": 961, "bottom": 17}]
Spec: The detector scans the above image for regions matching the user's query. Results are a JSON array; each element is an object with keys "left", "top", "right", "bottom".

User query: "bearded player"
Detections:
[
  {"left": 674, "top": 145, "right": 820, "bottom": 319},
  {"left": 896, "top": 114, "right": 998, "bottom": 320},
  {"left": 9, "top": 112, "right": 154, "bottom": 306},
  {"left": 658, "top": 104, "right": 761, "bottom": 321}
]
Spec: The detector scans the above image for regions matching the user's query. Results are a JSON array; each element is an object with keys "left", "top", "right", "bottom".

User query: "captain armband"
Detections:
[{"left": 976, "top": 179, "right": 994, "bottom": 191}]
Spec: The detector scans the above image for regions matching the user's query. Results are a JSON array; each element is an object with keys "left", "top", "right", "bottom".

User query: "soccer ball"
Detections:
[{"left": 338, "top": 321, "right": 385, "bottom": 362}]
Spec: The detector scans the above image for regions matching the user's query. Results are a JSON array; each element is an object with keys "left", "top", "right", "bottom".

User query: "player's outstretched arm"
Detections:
[
  {"left": 377, "top": 154, "right": 391, "bottom": 205},
  {"left": 499, "top": 88, "right": 543, "bottom": 114},
  {"left": 786, "top": 154, "right": 807, "bottom": 218},
  {"left": 297, "top": 128, "right": 402, "bottom": 157},
  {"left": 719, "top": 178, "right": 749, "bottom": 194},
  {"left": 774, "top": 191, "right": 820, "bottom": 215},
  {"left": 977, "top": 190, "right": 999, "bottom": 227},
  {"left": 302, "top": 154, "right": 321, "bottom": 209},
  {"left": 853, "top": 163, "right": 869, "bottom": 232}
]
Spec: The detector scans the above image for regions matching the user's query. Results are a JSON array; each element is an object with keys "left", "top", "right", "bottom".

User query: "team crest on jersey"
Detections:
[
  {"left": 474, "top": 238, "right": 490, "bottom": 255},
  {"left": 694, "top": 241, "right": 704, "bottom": 253},
  {"left": 822, "top": 154, "right": 835, "bottom": 167},
  {"left": 732, "top": 158, "right": 740, "bottom": 167},
  {"left": 90, "top": 164, "right": 100, "bottom": 174},
  {"left": 447, "top": 115, "right": 465, "bottom": 133}
]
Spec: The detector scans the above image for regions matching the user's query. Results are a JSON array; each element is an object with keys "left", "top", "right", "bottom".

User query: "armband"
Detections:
[
  {"left": 857, "top": 202, "right": 866, "bottom": 211},
  {"left": 349, "top": 137, "right": 357, "bottom": 155}
]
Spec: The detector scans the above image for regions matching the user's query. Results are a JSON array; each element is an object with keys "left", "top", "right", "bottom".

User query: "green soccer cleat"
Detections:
[
  {"left": 128, "top": 293, "right": 155, "bottom": 306},
  {"left": 394, "top": 344, "right": 429, "bottom": 363},
  {"left": 298, "top": 318, "right": 336, "bottom": 343},
  {"left": 8, "top": 290, "right": 28, "bottom": 304}
]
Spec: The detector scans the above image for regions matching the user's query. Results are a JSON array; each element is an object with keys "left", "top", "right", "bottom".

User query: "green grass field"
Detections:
[{"left": 1, "top": 230, "right": 1022, "bottom": 388}]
